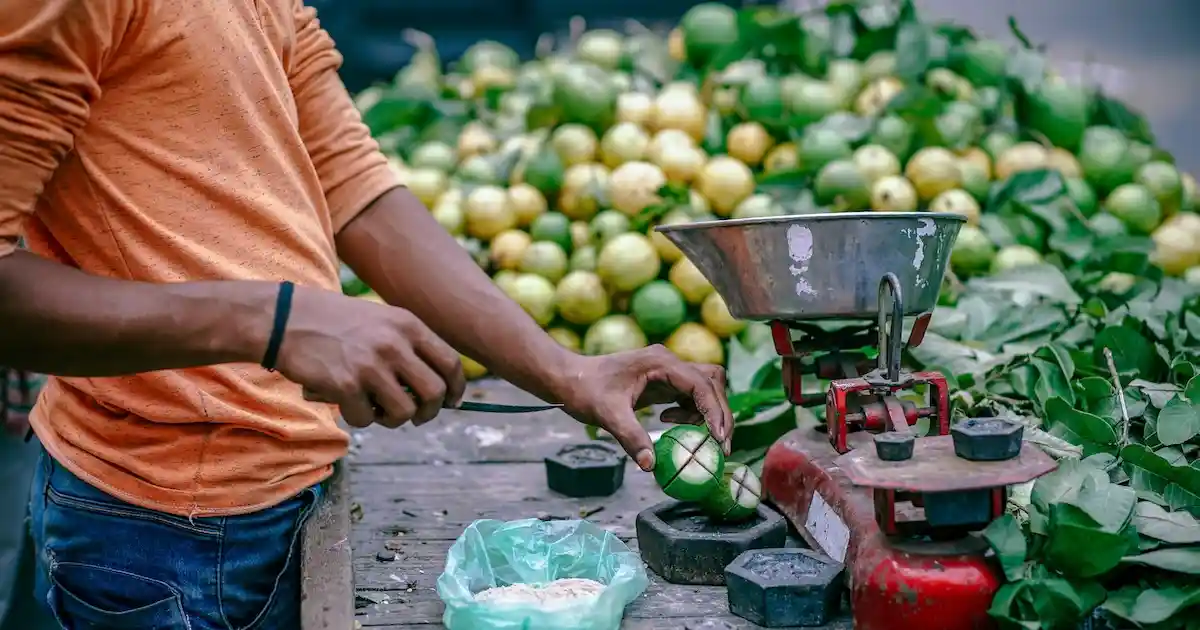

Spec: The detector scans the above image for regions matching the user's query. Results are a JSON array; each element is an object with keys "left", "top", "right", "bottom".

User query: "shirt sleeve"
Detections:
[
  {"left": 289, "top": 1, "right": 401, "bottom": 234},
  {"left": 0, "top": 0, "right": 129, "bottom": 259}
]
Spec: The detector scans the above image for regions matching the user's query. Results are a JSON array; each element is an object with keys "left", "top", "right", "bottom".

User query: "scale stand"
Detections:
[
  {"left": 657, "top": 213, "right": 1058, "bottom": 630},
  {"left": 770, "top": 273, "right": 951, "bottom": 454}
]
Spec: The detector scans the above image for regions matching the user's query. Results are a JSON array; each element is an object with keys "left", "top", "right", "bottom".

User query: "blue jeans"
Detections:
[{"left": 28, "top": 452, "right": 322, "bottom": 629}]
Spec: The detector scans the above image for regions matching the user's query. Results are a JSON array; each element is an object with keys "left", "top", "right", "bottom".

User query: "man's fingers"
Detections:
[
  {"left": 365, "top": 370, "right": 417, "bottom": 429},
  {"left": 604, "top": 408, "right": 656, "bottom": 472},
  {"left": 338, "top": 394, "right": 378, "bottom": 429},
  {"left": 694, "top": 364, "right": 733, "bottom": 453},
  {"left": 391, "top": 349, "right": 447, "bottom": 426},
  {"left": 652, "top": 362, "right": 731, "bottom": 448},
  {"left": 409, "top": 321, "right": 467, "bottom": 408}
]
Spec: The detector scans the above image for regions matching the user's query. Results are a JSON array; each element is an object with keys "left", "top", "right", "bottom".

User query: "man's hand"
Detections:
[
  {"left": 275, "top": 286, "right": 467, "bottom": 429},
  {"left": 556, "top": 346, "right": 733, "bottom": 472}
]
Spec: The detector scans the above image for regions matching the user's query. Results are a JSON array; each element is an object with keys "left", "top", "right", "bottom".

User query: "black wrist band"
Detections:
[{"left": 262, "top": 281, "right": 294, "bottom": 371}]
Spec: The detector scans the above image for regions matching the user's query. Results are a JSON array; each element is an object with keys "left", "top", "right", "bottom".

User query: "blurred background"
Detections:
[{"left": 313, "top": 0, "right": 1200, "bottom": 170}]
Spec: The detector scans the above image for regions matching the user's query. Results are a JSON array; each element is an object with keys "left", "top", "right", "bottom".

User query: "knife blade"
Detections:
[{"left": 301, "top": 387, "right": 562, "bottom": 414}]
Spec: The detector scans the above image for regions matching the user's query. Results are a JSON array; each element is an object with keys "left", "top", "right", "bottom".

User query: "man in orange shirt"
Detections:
[{"left": 0, "top": 1, "right": 732, "bottom": 627}]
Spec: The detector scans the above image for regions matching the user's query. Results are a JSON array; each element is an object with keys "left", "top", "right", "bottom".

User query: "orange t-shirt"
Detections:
[{"left": 0, "top": 0, "right": 401, "bottom": 517}]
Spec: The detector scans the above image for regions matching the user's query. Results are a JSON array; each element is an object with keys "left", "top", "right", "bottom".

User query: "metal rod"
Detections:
[
  {"left": 876, "top": 274, "right": 904, "bottom": 383},
  {"left": 843, "top": 404, "right": 939, "bottom": 426}
]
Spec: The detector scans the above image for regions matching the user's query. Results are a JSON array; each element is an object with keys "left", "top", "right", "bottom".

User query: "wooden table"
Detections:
[{"left": 301, "top": 380, "right": 852, "bottom": 630}]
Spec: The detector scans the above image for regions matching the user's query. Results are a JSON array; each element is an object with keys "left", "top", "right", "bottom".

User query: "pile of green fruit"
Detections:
[{"left": 345, "top": 1, "right": 1199, "bottom": 382}]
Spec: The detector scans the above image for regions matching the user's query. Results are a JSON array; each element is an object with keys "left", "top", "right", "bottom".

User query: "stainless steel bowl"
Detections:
[{"left": 656, "top": 212, "right": 965, "bottom": 321}]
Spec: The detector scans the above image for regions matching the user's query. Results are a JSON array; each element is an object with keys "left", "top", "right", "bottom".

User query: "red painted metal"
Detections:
[
  {"left": 763, "top": 429, "right": 1001, "bottom": 630},
  {"left": 825, "top": 371, "right": 950, "bottom": 454},
  {"left": 763, "top": 290, "right": 1041, "bottom": 628}
]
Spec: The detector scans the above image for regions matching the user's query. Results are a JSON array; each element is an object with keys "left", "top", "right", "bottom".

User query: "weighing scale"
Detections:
[{"left": 658, "top": 213, "right": 1058, "bottom": 630}]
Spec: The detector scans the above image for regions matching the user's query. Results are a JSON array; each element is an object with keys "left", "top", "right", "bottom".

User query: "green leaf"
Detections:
[
  {"left": 1102, "top": 584, "right": 1200, "bottom": 626},
  {"left": 1031, "top": 460, "right": 1103, "bottom": 514},
  {"left": 984, "top": 169, "right": 1066, "bottom": 214},
  {"left": 732, "top": 403, "right": 800, "bottom": 451},
  {"left": 1131, "top": 379, "right": 1182, "bottom": 409},
  {"left": 1122, "top": 444, "right": 1200, "bottom": 515},
  {"left": 1094, "top": 95, "right": 1155, "bottom": 146},
  {"left": 1044, "top": 397, "right": 1118, "bottom": 453},
  {"left": 1035, "top": 343, "right": 1075, "bottom": 381},
  {"left": 986, "top": 582, "right": 1028, "bottom": 626},
  {"left": 1042, "top": 503, "right": 1138, "bottom": 578},
  {"left": 1120, "top": 548, "right": 1200, "bottom": 574},
  {"left": 987, "top": 573, "right": 1105, "bottom": 629},
  {"left": 1186, "top": 374, "right": 1200, "bottom": 402},
  {"left": 1157, "top": 395, "right": 1200, "bottom": 446},
  {"left": 1094, "top": 325, "right": 1159, "bottom": 379},
  {"left": 1071, "top": 472, "right": 1137, "bottom": 532},
  {"left": 893, "top": 22, "right": 932, "bottom": 81},
  {"left": 1074, "top": 376, "right": 1114, "bottom": 403},
  {"left": 907, "top": 332, "right": 1003, "bottom": 378},
  {"left": 982, "top": 514, "right": 1027, "bottom": 581},
  {"left": 967, "top": 264, "right": 1081, "bottom": 305},
  {"left": 883, "top": 86, "right": 947, "bottom": 146},
  {"left": 1031, "top": 358, "right": 1074, "bottom": 410},
  {"left": 1005, "top": 48, "right": 1047, "bottom": 94},
  {"left": 726, "top": 334, "right": 779, "bottom": 394},
  {"left": 1133, "top": 501, "right": 1200, "bottom": 543},
  {"left": 726, "top": 390, "right": 789, "bottom": 417}
]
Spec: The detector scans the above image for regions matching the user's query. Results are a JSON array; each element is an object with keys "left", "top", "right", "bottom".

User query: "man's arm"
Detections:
[
  {"left": 337, "top": 190, "right": 582, "bottom": 403},
  {"left": 286, "top": 3, "right": 733, "bottom": 455},
  {"left": 0, "top": 0, "right": 277, "bottom": 375},
  {"left": 284, "top": 3, "right": 580, "bottom": 402}
]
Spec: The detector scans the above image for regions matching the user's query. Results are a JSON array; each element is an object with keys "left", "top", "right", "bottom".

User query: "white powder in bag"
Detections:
[{"left": 474, "top": 578, "right": 605, "bottom": 609}]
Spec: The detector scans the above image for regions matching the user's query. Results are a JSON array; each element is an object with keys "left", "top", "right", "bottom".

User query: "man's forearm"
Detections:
[
  {"left": 336, "top": 187, "right": 581, "bottom": 403},
  {"left": 0, "top": 251, "right": 274, "bottom": 376}
]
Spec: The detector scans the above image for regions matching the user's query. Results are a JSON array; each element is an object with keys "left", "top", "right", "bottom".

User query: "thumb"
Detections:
[{"left": 603, "top": 407, "right": 656, "bottom": 472}]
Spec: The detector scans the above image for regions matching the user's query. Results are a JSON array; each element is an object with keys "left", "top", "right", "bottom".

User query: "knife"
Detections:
[{"left": 302, "top": 387, "right": 562, "bottom": 414}]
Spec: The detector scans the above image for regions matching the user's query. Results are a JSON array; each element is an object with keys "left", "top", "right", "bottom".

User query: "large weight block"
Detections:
[
  {"left": 636, "top": 500, "right": 786, "bottom": 586},
  {"left": 725, "top": 548, "right": 846, "bottom": 628},
  {"left": 544, "top": 442, "right": 626, "bottom": 498}
]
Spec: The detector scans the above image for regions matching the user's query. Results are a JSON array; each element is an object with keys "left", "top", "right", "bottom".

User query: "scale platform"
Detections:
[{"left": 835, "top": 434, "right": 1057, "bottom": 494}]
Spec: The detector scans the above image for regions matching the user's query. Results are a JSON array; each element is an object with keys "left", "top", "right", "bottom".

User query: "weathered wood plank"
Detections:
[
  {"left": 358, "top": 616, "right": 852, "bottom": 629},
  {"left": 354, "top": 537, "right": 761, "bottom": 624},
  {"left": 349, "top": 380, "right": 672, "bottom": 465},
  {"left": 301, "top": 460, "right": 354, "bottom": 630},
  {"left": 348, "top": 382, "right": 583, "bottom": 465},
  {"left": 350, "top": 462, "right": 662, "bottom": 542}
]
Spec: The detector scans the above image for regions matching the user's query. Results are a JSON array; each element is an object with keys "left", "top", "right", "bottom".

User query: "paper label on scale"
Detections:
[{"left": 805, "top": 492, "right": 850, "bottom": 563}]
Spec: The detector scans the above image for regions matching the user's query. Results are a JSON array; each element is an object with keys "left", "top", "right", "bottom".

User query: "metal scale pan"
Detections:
[{"left": 656, "top": 212, "right": 966, "bottom": 322}]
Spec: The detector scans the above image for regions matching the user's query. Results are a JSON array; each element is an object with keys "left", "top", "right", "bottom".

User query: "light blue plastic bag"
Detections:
[{"left": 436, "top": 518, "right": 649, "bottom": 630}]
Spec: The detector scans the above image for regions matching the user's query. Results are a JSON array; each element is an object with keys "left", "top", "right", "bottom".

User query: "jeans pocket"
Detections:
[
  {"left": 219, "top": 486, "right": 321, "bottom": 630},
  {"left": 44, "top": 462, "right": 221, "bottom": 539},
  {"left": 48, "top": 561, "right": 189, "bottom": 629}
]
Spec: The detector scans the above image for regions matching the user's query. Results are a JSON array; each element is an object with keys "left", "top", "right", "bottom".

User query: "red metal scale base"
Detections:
[{"left": 761, "top": 274, "right": 1055, "bottom": 630}]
